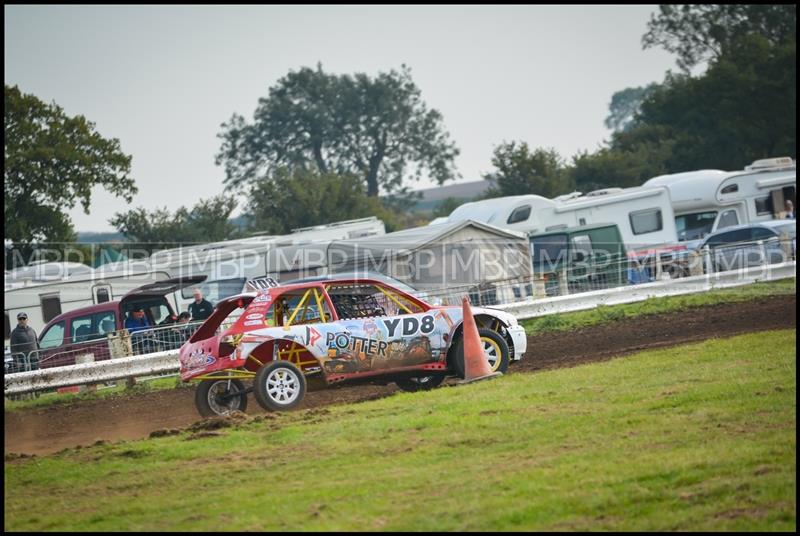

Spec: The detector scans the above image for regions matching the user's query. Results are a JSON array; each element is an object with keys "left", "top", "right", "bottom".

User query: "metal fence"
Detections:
[{"left": 419, "top": 236, "right": 795, "bottom": 304}]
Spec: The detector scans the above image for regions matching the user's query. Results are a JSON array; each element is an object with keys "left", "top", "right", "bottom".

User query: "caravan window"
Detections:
[
  {"left": 755, "top": 196, "right": 773, "bottom": 216},
  {"left": 95, "top": 288, "right": 110, "bottom": 303},
  {"left": 40, "top": 294, "right": 62, "bottom": 323},
  {"left": 676, "top": 211, "right": 717, "bottom": 241},
  {"left": 629, "top": 209, "right": 663, "bottom": 235},
  {"left": 720, "top": 184, "right": 739, "bottom": 194},
  {"left": 507, "top": 205, "right": 532, "bottom": 224}
]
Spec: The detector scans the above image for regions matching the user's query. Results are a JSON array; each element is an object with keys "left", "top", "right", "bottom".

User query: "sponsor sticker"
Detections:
[
  {"left": 245, "top": 313, "right": 264, "bottom": 320},
  {"left": 244, "top": 320, "right": 263, "bottom": 326}
]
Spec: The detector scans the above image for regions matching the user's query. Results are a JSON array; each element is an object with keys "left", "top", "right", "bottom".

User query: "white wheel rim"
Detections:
[
  {"left": 266, "top": 368, "right": 300, "bottom": 405},
  {"left": 208, "top": 381, "right": 241, "bottom": 415},
  {"left": 483, "top": 340, "right": 499, "bottom": 367}
]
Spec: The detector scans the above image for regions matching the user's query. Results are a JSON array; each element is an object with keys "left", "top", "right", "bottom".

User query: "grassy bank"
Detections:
[
  {"left": 5, "top": 329, "right": 795, "bottom": 531},
  {"left": 520, "top": 277, "right": 795, "bottom": 335}
]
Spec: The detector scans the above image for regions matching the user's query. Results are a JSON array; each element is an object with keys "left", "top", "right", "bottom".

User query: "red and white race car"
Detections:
[{"left": 179, "top": 277, "right": 526, "bottom": 416}]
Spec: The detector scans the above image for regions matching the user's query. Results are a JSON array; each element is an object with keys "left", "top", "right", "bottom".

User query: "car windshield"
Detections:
[
  {"left": 530, "top": 234, "right": 568, "bottom": 270},
  {"left": 676, "top": 211, "right": 718, "bottom": 241}
]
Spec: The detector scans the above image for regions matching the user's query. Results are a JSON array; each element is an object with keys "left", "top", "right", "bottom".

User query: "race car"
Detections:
[{"left": 179, "top": 277, "right": 527, "bottom": 417}]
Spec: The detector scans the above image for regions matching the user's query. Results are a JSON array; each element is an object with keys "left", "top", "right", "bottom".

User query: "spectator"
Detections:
[
  {"left": 124, "top": 308, "right": 151, "bottom": 334},
  {"left": 165, "top": 312, "right": 193, "bottom": 348},
  {"left": 188, "top": 288, "right": 214, "bottom": 321},
  {"left": 785, "top": 200, "right": 795, "bottom": 219},
  {"left": 10, "top": 312, "right": 39, "bottom": 356}
]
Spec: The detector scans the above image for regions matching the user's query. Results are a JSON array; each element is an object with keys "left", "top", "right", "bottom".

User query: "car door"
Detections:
[
  {"left": 324, "top": 282, "right": 444, "bottom": 374},
  {"left": 708, "top": 229, "right": 750, "bottom": 271}
]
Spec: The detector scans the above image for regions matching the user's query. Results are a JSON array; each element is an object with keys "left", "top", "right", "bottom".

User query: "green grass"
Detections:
[
  {"left": 520, "top": 277, "right": 796, "bottom": 335},
  {"left": 5, "top": 329, "right": 795, "bottom": 531},
  {"left": 3, "top": 375, "right": 189, "bottom": 412}
]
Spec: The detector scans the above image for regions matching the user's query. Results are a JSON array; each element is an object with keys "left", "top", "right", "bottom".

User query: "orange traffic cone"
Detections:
[{"left": 459, "top": 296, "right": 503, "bottom": 384}]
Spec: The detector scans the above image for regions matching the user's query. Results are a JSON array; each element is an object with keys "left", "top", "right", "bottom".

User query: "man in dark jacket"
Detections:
[
  {"left": 10, "top": 312, "right": 39, "bottom": 371},
  {"left": 188, "top": 288, "right": 214, "bottom": 321}
]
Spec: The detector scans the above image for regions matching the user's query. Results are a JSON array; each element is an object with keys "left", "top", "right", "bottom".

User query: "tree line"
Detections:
[{"left": 4, "top": 5, "right": 795, "bottom": 265}]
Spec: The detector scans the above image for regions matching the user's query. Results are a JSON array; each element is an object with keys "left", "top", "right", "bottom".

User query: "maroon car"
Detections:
[{"left": 35, "top": 276, "right": 204, "bottom": 369}]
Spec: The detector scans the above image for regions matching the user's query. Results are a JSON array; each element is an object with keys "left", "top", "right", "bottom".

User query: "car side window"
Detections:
[
  {"left": 95, "top": 311, "right": 117, "bottom": 335},
  {"left": 273, "top": 287, "right": 332, "bottom": 326},
  {"left": 71, "top": 315, "right": 94, "bottom": 343},
  {"left": 40, "top": 321, "right": 66, "bottom": 349},
  {"left": 751, "top": 227, "right": 777, "bottom": 241},
  {"left": 326, "top": 283, "right": 424, "bottom": 319}
]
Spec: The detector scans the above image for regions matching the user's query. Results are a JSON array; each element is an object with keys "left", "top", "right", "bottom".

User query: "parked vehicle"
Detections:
[
  {"left": 642, "top": 157, "right": 796, "bottom": 242},
  {"left": 528, "top": 223, "right": 631, "bottom": 295},
  {"left": 35, "top": 276, "right": 205, "bottom": 369},
  {"left": 180, "top": 277, "right": 527, "bottom": 416},
  {"left": 694, "top": 220, "right": 796, "bottom": 272}
]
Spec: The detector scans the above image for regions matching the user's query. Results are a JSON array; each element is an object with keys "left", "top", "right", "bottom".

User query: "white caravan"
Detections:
[
  {"left": 641, "top": 157, "right": 797, "bottom": 241},
  {"left": 443, "top": 186, "right": 678, "bottom": 249}
]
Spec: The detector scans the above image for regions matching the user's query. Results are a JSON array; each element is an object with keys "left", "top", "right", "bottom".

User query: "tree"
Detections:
[
  {"left": 630, "top": 34, "right": 795, "bottom": 170},
  {"left": 482, "top": 143, "right": 573, "bottom": 199},
  {"left": 4, "top": 85, "right": 136, "bottom": 245},
  {"left": 110, "top": 195, "right": 239, "bottom": 250},
  {"left": 604, "top": 84, "right": 658, "bottom": 133},
  {"left": 245, "top": 168, "right": 390, "bottom": 235},
  {"left": 216, "top": 64, "right": 460, "bottom": 197},
  {"left": 643, "top": 4, "right": 796, "bottom": 72}
]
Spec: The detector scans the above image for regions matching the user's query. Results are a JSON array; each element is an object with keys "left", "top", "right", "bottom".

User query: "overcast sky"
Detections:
[{"left": 5, "top": 5, "right": 677, "bottom": 232}]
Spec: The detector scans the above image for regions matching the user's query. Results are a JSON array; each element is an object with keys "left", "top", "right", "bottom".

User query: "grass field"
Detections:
[
  {"left": 4, "top": 329, "right": 795, "bottom": 531},
  {"left": 519, "top": 277, "right": 795, "bottom": 335},
  {"left": 4, "top": 277, "right": 795, "bottom": 413}
]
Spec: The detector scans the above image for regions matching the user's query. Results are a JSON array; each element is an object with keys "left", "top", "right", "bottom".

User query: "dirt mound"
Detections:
[{"left": 5, "top": 294, "right": 795, "bottom": 456}]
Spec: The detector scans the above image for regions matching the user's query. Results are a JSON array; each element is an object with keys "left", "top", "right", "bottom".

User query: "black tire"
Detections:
[
  {"left": 395, "top": 374, "right": 446, "bottom": 392},
  {"left": 253, "top": 360, "right": 307, "bottom": 412},
  {"left": 451, "top": 328, "right": 510, "bottom": 379},
  {"left": 195, "top": 378, "right": 248, "bottom": 417}
]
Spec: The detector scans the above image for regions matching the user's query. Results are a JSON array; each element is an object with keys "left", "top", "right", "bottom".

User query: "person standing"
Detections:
[
  {"left": 10, "top": 312, "right": 39, "bottom": 371},
  {"left": 188, "top": 288, "right": 214, "bottom": 321}
]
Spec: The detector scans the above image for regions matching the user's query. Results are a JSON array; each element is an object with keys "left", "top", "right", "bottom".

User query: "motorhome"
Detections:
[
  {"left": 641, "top": 157, "right": 796, "bottom": 241},
  {"left": 442, "top": 185, "right": 678, "bottom": 250}
]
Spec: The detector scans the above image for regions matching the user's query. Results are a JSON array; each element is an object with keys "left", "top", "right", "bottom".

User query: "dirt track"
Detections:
[{"left": 5, "top": 295, "right": 795, "bottom": 456}]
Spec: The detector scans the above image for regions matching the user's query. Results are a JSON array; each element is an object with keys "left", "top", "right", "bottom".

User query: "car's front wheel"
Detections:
[
  {"left": 451, "top": 328, "right": 510, "bottom": 379},
  {"left": 195, "top": 378, "right": 248, "bottom": 417},
  {"left": 253, "top": 360, "right": 307, "bottom": 412}
]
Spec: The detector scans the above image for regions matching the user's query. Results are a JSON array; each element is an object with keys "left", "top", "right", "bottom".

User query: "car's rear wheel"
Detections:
[
  {"left": 195, "top": 378, "right": 248, "bottom": 417},
  {"left": 395, "top": 374, "right": 446, "bottom": 392},
  {"left": 253, "top": 360, "right": 307, "bottom": 412},
  {"left": 451, "top": 328, "right": 510, "bottom": 379}
]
